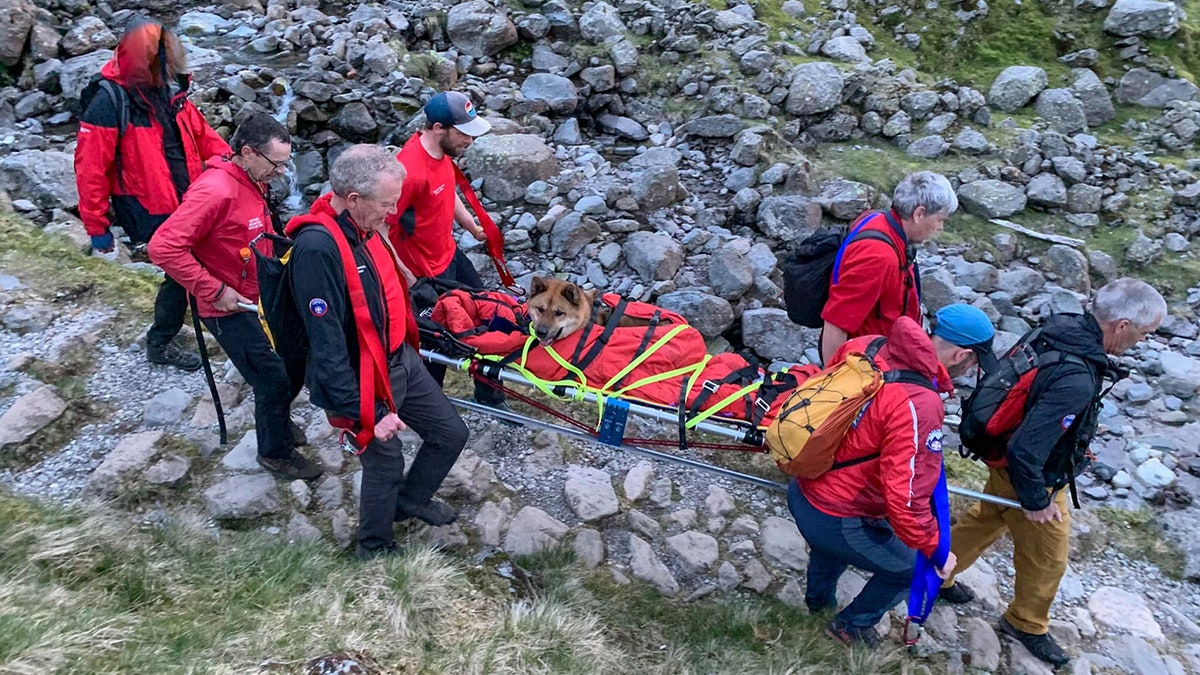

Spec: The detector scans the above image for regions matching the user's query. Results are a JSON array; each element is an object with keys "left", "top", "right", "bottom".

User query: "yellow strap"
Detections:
[
  {"left": 601, "top": 324, "right": 691, "bottom": 391},
  {"left": 685, "top": 381, "right": 761, "bottom": 429},
  {"left": 596, "top": 357, "right": 709, "bottom": 426}
]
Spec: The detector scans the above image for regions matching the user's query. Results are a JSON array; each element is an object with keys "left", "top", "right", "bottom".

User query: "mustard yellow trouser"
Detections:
[{"left": 943, "top": 467, "right": 1070, "bottom": 635}]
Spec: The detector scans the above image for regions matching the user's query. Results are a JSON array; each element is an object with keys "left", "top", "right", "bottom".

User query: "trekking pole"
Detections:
[{"left": 947, "top": 486, "right": 1022, "bottom": 510}]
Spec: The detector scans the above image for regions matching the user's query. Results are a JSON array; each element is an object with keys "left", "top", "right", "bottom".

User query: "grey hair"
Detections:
[
  {"left": 1092, "top": 277, "right": 1167, "bottom": 329},
  {"left": 891, "top": 171, "right": 958, "bottom": 219},
  {"left": 328, "top": 144, "right": 406, "bottom": 198}
]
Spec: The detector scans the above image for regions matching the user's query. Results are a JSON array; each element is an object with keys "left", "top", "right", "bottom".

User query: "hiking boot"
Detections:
[
  {"left": 999, "top": 616, "right": 1070, "bottom": 667},
  {"left": 395, "top": 496, "right": 458, "bottom": 526},
  {"left": 147, "top": 341, "right": 202, "bottom": 372},
  {"left": 825, "top": 618, "right": 881, "bottom": 650},
  {"left": 290, "top": 418, "right": 309, "bottom": 446},
  {"left": 355, "top": 542, "right": 403, "bottom": 561},
  {"left": 940, "top": 582, "right": 976, "bottom": 605},
  {"left": 257, "top": 449, "right": 324, "bottom": 481}
]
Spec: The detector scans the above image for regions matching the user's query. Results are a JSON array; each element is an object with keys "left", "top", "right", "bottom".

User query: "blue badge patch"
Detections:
[
  {"left": 309, "top": 298, "right": 328, "bottom": 317},
  {"left": 1061, "top": 414, "right": 1076, "bottom": 430},
  {"left": 926, "top": 429, "right": 944, "bottom": 454}
]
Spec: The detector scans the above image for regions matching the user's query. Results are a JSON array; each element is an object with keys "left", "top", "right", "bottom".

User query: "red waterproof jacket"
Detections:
[
  {"left": 148, "top": 160, "right": 274, "bottom": 317},
  {"left": 821, "top": 210, "right": 921, "bottom": 339},
  {"left": 75, "top": 21, "right": 229, "bottom": 240},
  {"left": 797, "top": 317, "right": 952, "bottom": 558}
]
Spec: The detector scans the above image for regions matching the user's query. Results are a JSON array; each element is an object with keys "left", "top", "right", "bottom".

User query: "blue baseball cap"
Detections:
[
  {"left": 933, "top": 303, "right": 997, "bottom": 369},
  {"left": 424, "top": 91, "right": 491, "bottom": 137}
]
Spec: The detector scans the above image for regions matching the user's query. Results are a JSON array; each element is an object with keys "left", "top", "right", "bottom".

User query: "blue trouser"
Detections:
[{"left": 787, "top": 481, "right": 915, "bottom": 630}]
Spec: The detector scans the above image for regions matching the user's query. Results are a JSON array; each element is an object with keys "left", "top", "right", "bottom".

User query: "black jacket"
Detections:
[
  {"left": 1007, "top": 312, "right": 1111, "bottom": 510},
  {"left": 288, "top": 209, "right": 412, "bottom": 423}
]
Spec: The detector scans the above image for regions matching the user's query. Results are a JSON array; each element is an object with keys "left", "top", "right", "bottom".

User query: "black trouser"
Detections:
[
  {"left": 201, "top": 311, "right": 301, "bottom": 460},
  {"left": 358, "top": 343, "right": 469, "bottom": 551},
  {"left": 422, "top": 247, "right": 505, "bottom": 404},
  {"left": 147, "top": 274, "right": 190, "bottom": 347}
]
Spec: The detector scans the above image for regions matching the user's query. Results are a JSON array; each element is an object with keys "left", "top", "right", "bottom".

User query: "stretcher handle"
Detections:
[{"left": 237, "top": 302, "right": 259, "bottom": 313}]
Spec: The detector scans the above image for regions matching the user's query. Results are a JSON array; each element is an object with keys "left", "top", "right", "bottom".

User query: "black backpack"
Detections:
[
  {"left": 782, "top": 211, "right": 911, "bottom": 328},
  {"left": 78, "top": 75, "right": 131, "bottom": 177}
]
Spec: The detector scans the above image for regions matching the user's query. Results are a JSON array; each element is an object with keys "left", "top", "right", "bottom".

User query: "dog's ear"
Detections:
[
  {"left": 530, "top": 276, "right": 548, "bottom": 297},
  {"left": 584, "top": 288, "right": 598, "bottom": 307},
  {"left": 560, "top": 283, "right": 584, "bottom": 307}
]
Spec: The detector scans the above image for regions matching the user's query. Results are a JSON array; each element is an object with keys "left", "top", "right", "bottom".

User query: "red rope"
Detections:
[{"left": 470, "top": 367, "right": 767, "bottom": 453}]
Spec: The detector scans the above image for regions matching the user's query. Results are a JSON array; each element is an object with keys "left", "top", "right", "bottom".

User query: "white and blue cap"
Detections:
[{"left": 424, "top": 91, "right": 491, "bottom": 137}]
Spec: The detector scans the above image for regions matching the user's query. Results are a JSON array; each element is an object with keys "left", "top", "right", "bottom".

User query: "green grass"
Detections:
[
  {"left": 1094, "top": 506, "right": 1187, "bottom": 578},
  {"left": 0, "top": 490, "right": 941, "bottom": 674}
]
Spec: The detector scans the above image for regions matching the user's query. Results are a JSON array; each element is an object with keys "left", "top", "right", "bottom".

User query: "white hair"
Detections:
[
  {"left": 328, "top": 144, "right": 405, "bottom": 199},
  {"left": 1092, "top": 277, "right": 1167, "bottom": 329},
  {"left": 891, "top": 171, "right": 958, "bottom": 219}
]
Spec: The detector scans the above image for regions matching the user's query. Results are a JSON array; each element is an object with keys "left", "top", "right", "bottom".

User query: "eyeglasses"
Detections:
[{"left": 254, "top": 147, "right": 289, "bottom": 173}]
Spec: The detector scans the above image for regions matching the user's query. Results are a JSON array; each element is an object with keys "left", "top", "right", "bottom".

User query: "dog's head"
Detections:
[{"left": 526, "top": 276, "right": 596, "bottom": 346}]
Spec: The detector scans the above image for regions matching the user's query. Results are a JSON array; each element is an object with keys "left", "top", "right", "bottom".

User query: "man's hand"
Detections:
[
  {"left": 936, "top": 552, "right": 958, "bottom": 580},
  {"left": 213, "top": 287, "right": 253, "bottom": 313},
  {"left": 1024, "top": 502, "right": 1063, "bottom": 524},
  {"left": 468, "top": 224, "right": 488, "bottom": 242},
  {"left": 91, "top": 232, "right": 114, "bottom": 254},
  {"left": 374, "top": 412, "right": 407, "bottom": 442}
]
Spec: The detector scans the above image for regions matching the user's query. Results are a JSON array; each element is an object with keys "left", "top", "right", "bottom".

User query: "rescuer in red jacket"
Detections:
[
  {"left": 75, "top": 16, "right": 230, "bottom": 371},
  {"left": 789, "top": 305, "right": 995, "bottom": 648},
  {"left": 149, "top": 114, "right": 322, "bottom": 482}
]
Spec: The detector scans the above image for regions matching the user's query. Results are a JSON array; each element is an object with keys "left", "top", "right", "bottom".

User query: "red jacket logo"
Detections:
[{"left": 248, "top": 217, "right": 265, "bottom": 231}]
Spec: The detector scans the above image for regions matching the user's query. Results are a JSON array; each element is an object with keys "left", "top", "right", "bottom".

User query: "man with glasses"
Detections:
[
  {"left": 75, "top": 16, "right": 231, "bottom": 371},
  {"left": 149, "top": 113, "right": 323, "bottom": 481}
]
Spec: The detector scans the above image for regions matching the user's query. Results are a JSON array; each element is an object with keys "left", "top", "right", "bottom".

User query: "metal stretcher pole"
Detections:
[{"left": 422, "top": 349, "right": 752, "bottom": 442}]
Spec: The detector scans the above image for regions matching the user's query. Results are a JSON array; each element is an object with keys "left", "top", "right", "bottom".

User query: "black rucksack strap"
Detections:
[{"left": 883, "top": 368, "right": 937, "bottom": 391}]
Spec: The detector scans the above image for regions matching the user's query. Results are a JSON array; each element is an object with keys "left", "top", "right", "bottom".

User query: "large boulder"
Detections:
[
  {"left": 989, "top": 66, "right": 1048, "bottom": 112},
  {"left": 784, "top": 62, "right": 844, "bottom": 116},
  {"left": 0, "top": 150, "right": 79, "bottom": 210},
  {"left": 520, "top": 73, "right": 579, "bottom": 115},
  {"left": 503, "top": 506, "right": 569, "bottom": 556},
  {"left": 85, "top": 431, "right": 164, "bottom": 497},
  {"left": 579, "top": 1, "right": 625, "bottom": 43},
  {"left": 656, "top": 290, "right": 734, "bottom": 338},
  {"left": 1042, "top": 244, "right": 1090, "bottom": 293},
  {"left": 0, "top": 0, "right": 35, "bottom": 67},
  {"left": 446, "top": 0, "right": 518, "bottom": 57},
  {"left": 328, "top": 102, "right": 378, "bottom": 141},
  {"left": 630, "top": 165, "right": 683, "bottom": 210},
  {"left": 623, "top": 231, "right": 684, "bottom": 281},
  {"left": 742, "top": 308, "right": 811, "bottom": 361},
  {"left": 1034, "top": 89, "right": 1088, "bottom": 134},
  {"left": 61, "top": 16, "right": 118, "bottom": 57},
  {"left": 1072, "top": 68, "right": 1116, "bottom": 127},
  {"left": 0, "top": 385, "right": 66, "bottom": 448},
  {"left": 59, "top": 49, "right": 113, "bottom": 102},
  {"left": 1026, "top": 173, "right": 1068, "bottom": 209},
  {"left": 957, "top": 180, "right": 1027, "bottom": 218},
  {"left": 463, "top": 134, "right": 559, "bottom": 203},
  {"left": 204, "top": 474, "right": 281, "bottom": 520},
  {"left": 1104, "top": 0, "right": 1179, "bottom": 38},
  {"left": 755, "top": 195, "right": 823, "bottom": 241},
  {"left": 1114, "top": 68, "right": 1200, "bottom": 107}
]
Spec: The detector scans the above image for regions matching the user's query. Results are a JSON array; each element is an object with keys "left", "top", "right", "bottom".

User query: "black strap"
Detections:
[
  {"left": 678, "top": 374, "right": 691, "bottom": 451},
  {"left": 189, "top": 296, "right": 227, "bottom": 445},
  {"left": 610, "top": 310, "right": 662, "bottom": 390},
  {"left": 830, "top": 451, "right": 881, "bottom": 472},
  {"left": 863, "top": 336, "right": 888, "bottom": 361},
  {"left": 687, "top": 364, "right": 759, "bottom": 420},
  {"left": 882, "top": 369, "right": 937, "bottom": 391},
  {"left": 572, "top": 297, "right": 629, "bottom": 373},
  {"left": 749, "top": 371, "right": 797, "bottom": 427}
]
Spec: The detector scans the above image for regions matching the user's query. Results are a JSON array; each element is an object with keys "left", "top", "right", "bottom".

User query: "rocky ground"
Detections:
[{"left": 2, "top": 0, "right": 1200, "bottom": 671}]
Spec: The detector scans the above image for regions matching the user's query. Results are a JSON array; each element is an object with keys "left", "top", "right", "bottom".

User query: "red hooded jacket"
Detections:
[
  {"left": 821, "top": 210, "right": 921, "bottom": 340},
  {"left": 75, "top": 19, "right": 229, "bottom": 240},
  {"left": 797, "top": 316, "right": 952, "bottom": 558},
  {"left": 148, "top": 160, "right": 274, "bottom": 317}
]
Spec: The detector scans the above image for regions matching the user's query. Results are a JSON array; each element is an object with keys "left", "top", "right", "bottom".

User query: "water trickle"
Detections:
[{"left": 272, "top": 84, "right": 305, "bottom": 217}]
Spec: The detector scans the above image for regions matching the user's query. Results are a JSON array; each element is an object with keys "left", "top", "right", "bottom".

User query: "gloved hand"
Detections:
[{"left": 90, "top": 232, "right": 114, "bottom": 253}]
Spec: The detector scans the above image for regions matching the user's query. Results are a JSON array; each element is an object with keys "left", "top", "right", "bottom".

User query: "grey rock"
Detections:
[
  {"left": 954, "top": 127, "right": 993, "bottom": 155},
  {"left": 221, "top": 432, "right": 260, "bottom": 472},
  {"left": 1026, "top": 173, "right": 1069, "bottom": 208},
  {"left": 503, "top": 506, "right": 569, "bottom": 556},
  {"left": 564, "top": 465, "right": 620, "bottom": 522},
  {"left": 682, "top": 114, "right": 744, "bottom": 138},
  {"left": 520, "top": 73, "right": 579, "bottom": 115},
  {"left": 59, "top": 50, "right": 113, "bottom": 101},
  {"left": 1051, "top": 156, "right": 1088, "bottom": 184},
  {"left": 204, "top": 474, "right": 281, "bottom": 520},
  {"left": 550, "top": 213, "right": 600, "bottom": 258},
  {"left": 717, "top": 561, "right": 741, "bottom": 591},
  {"left": 362, "top": 42, "right": 400, "bottom": 76},
  {"left": 473, "top": 500, "right": 510, "bottom": 546},
  {"left": 629, "top": 534, "right": 679, "bottom": 595},
  {"left": 816, "top": 179, "right": 872, "bottom": 220},
  {"left": 1042, "top": 245, "right": 1090, "bottom": 293},
  {"left": 582, "top": 65, "right": 618, "bottom": 92},
  {"left": 1035, "top": 89, "right": 1088, "bottom": 134},
  {"left": 464, "top": 134, "right": 559, "bottom": 203},
  {"left": 997, "top": 268, "right": 1047, "bottom": 301},
  {"left": 624, "top": 233, "right": 681, "bottom": 279},
  {"left": 756, "top": 195, "right": 822, "bottom": 241},
  {"left": 177, "top": 11, "right": 233, "bottom": 36},
  {"left": 0, "top": 0, "right": 35, "bottom": 66},
  {"left": 958, "top": 180, "right": 1027, "bottom": 218},
  {"left": 142, "top": 454, "right": 190, "bottom": 487},
  {"left": 1104, "top": 0, "right": 1179, "bottom": 37},
  {"left": 785, "top": 62, "right": 844, "bottom": 116},
  {"left": 902, "top": 90, "right": 941, "bottom": 118},
  {"left": 286, "top": 514, "right": 322, "bottom": 543},
  {"left": 0, "top": 150, "right": 80, "bottom": 210},
  {"left": 630, "top": 165, "right": 683, "bottom": 210},
  {"left": 61, "top": 16, "right": 117, "bottom": 57},
  {"left": 730, "top": 130, "right": 764, "bottom": 167},
  {"left": 989, "top": 66, "right": 1049, "bottom": 112},
  {"left": 704, "top": 485, "right": 736, "bottom": 519},
  {"left": 143, "top": 388, "right": 193, "bottom": 426},
  {"left": 623, "top": 460, "right": 655, "bottom": 501},
  {"left": 574, "top": 528, "right": 605, "bottom": 569},
  {"left": 438, "top": 442, "right": 496, "bottom": 502},
  {"left": 1072, "top": 69, "right": 1116, "bottom": 127},
  {"left": 85, "top": 431, "right": 163, "bottom": 496},
  {"left": 1115, "top": 68, "right": 1200, "bottom": 107},
  {"left": 656, "top": 290, "right": 734, "bottom": 337},
  {"left": 1126, "top": 231, "right": 1163, "bottom": 266},
  {"left": 820, "top": 35, "right": 868, "bottom": 62},
  {"left": 1067, "top": 184, "right": 1104, "bottom": 213},
  {"left": 883, "top": 111, "right": 912, "bottom": 137},
  {"left": 524, "top": 181, "right": 557, "bottom": 205},
  {"left": 0, "top": 385, "right": 67, "bottom": 448},
  {"left": 782, "top": 0, "right": 806, "bottom": 15},
  {"left": 1087, "top": 586, "right": 1164, "bottom": 640},
  {"left": 579, "top": 2, "right": 625, "bottom": 43},
  {"left": 608, "top": 38, "right": 639, "bottom": 76},
  {"left": 760, "top": 516, "right": 808, "bottom": 572},
  {"left": 907, "top": 135, "right": 949, "bottom": 159},
  {"left": 742, "top": 308, "right": 810, "bottom": 361},
  {"left": 709, "top": 245, "right": 755, "bottom": 299},
  {"left": 924, "top": 112, "right": 958, "bottom": 134},
  {"left": 666, "top": 531, "right": 720, "bottom": 574},
  {"left": 328, "top": 102, "right": 377, "bottom": 141},
  {"left": 1008, "top": 639, "right": 1056, "bottom": 675},
  {"left": 1107, "top": 636, "right": 1170, "bottom": 675},
  {"left": 446, "top": 0, "right": 518, "bottom": 57},
  {"left": 965, "top": 617, "right": 1002, "bottom": 671},
  {"left": 921, "top": 267, "right": 959, "bottom": 312}
]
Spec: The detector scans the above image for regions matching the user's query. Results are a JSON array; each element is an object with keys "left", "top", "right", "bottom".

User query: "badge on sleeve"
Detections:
[
  {"left": 309, "top": 298, "right": 328, "bottom": 317},
  {"left": 1061, "top": 414, "right": 1076, "bottom": 430},
  {"left": 925, "top": 429, "right": 944, "bottom": 453}
]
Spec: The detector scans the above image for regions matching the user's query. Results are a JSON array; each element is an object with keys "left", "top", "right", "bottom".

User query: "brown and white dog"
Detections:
[{"left": 526, "top": 276, "right": 652, "bottom": 345}]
